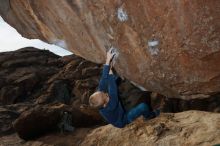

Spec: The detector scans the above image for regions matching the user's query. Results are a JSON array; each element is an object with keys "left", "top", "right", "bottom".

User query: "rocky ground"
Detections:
[
  {"left": 1, "top": 111, "right": 220, "bottom": 146},
  {"left": 81, "top": 111, "right": 220, "bottom": 146},
  {"left": 0, "top": 48, "right": 219, "bottom": 146}
]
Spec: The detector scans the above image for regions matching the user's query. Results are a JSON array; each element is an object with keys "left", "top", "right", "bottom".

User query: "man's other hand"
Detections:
[{"left": 105, "top": 48, "right": 116, "bottom": 65}]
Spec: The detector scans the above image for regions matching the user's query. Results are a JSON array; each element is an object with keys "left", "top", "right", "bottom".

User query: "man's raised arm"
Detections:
[
  {"left": 97, "top": 49, "right": 116, "bottom": 92},
  {"left": 97, "top": 64, "right": 110, "bottom": 92}
]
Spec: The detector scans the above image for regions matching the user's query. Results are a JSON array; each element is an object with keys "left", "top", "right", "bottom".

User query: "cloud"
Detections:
[{"left": 0, "top": 17, "right": 73, "bottom": 56}]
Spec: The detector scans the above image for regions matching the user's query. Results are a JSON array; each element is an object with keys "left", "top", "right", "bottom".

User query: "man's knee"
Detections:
[
  {"left": 137, "top": 103, "right": 149, "bottom": 112},
  {"left": 126, "top": 103, "right": 149, "bottom": 123}
]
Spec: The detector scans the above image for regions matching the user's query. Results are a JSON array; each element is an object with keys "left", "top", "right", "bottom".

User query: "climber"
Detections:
[{"left": 89, "top": 48, "right": 160, "bottom": 128}]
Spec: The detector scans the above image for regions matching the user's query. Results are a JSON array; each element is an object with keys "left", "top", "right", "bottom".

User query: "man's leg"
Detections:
[
  {"left": 145, "top": 109, "right": 160, "bottom": 120},
  {"left": 126, "top": 103, "right": 151, "bottom": 123}
]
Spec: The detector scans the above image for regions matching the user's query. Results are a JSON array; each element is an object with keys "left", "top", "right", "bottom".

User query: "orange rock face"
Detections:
[{"left": 0, "top": 0, "right": 219, "bottom": 99}]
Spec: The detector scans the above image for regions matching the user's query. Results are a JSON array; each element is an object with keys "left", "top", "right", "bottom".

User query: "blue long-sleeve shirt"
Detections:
[{"left": 98, "top": 65, "right": 128, "bottom": 128}]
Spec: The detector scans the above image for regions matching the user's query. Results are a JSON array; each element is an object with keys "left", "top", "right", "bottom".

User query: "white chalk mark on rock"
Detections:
[
  {"left": 117, "top": 7, "right": 128, "bottom": 22},
  {"left": 147, "top": 40, "right": 160, "bottom": 55}
]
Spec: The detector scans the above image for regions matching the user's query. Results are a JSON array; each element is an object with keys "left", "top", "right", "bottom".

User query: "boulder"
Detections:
[
  {"left": 0, "top": 107, "right": 19, "bottom": 136},
  {"left": 0, "top": 47, "right": 64, "bottom": 104},
  {"left": 0, "top": 102, "right": 34, "bottom": 136},
  {"left": 0, "top": 0, "right": 219, "bottom": 99},
  {"left": 13, "top": 104, "right": 64, "bottom": 140},
  {"left": 13, "top": 104, "right": 103, "bottom": 140}
]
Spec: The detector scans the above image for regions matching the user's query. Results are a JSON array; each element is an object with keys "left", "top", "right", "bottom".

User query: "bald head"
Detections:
[{"left": 89, "top": 91, "right": 106, "bottom": 108}]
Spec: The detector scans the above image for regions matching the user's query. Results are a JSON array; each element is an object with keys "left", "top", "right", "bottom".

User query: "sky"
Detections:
[{"left": 0, "top": 16, "right": 73, "bottom": 56}]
